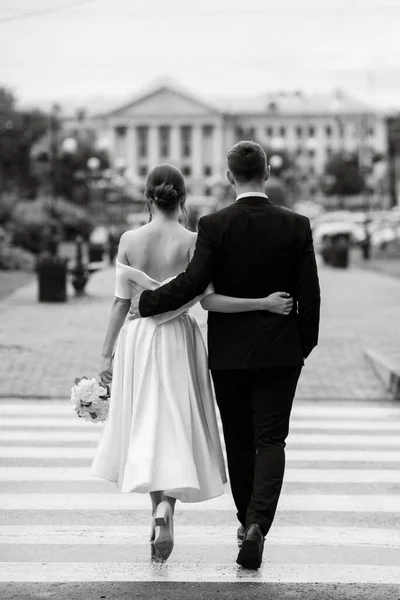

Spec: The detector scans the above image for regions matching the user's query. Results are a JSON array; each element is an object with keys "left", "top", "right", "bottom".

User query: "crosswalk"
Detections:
[{"left": 1, "top": 399, "right": 400, "bottom": 585}]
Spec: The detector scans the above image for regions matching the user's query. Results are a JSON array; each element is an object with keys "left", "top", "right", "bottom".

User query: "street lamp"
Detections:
[
  {"left": 270, "top": 136, "right": 285, "bottom": 152},
  {"left": 87, "top": 156, "right": 101, "bottom": 172},
  {"left": 269, "top": 155, "right": 284, "bottom": 170}
]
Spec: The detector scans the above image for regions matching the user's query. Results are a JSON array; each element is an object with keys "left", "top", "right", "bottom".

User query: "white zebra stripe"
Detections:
[
  {"left": 1, "top": 525, "right": 399, "bottom": 546},
  {"left": 2, "top": 417, "right": 400, "bottom": 432},
  {"left": 1, "top": 562, "right": 400, "bottom": 583},
  {"left": 1, "top": 467, "right": 400, "bottom": 483},
  {"left": 2, "top": 430, "right": 400, "bottom": 447},
  {"left": 2, "top": 446, "right": 400, "bottom": 461},
  {"left": 1, "top": 402, "right": 399, "bottom": 419},
  {"left": 1, "top": 493, "right": 400, "bottom": 512}
]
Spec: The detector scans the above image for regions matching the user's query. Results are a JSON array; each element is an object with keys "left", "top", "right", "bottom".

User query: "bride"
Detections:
[{"left": 92, "top": 163, "right": 293, "bottom": 562}]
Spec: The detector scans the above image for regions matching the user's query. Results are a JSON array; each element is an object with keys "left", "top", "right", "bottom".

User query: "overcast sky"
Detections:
[{"left": 0, "top": 0, "right": 399, "bottom": 112}]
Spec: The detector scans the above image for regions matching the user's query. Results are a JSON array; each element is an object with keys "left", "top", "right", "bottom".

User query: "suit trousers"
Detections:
[{"left": 211, "top": 366, "right": 301, "bottom": 536}]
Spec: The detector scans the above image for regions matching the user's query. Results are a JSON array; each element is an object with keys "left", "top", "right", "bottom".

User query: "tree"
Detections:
[
  {"left": 0, "top": 86, "right": 16, "bottom": 111},
  {"left": 0, "top": 87, "right": 48, "bottom": 197},
  {"left": 323, "top": 152, "right": 364, "bottom": 197},
  {"left": 262, "top": 147, "right": 297, "bottom": 207}
]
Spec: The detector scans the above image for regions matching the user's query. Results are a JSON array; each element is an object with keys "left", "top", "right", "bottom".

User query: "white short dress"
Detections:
[{"left": 91, "top": 261, "right": 227, "bottom": 502}]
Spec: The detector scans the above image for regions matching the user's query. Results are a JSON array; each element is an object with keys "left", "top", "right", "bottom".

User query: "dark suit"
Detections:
[{"left": 139, "top": 196, "right": 320, "bottom": 534}]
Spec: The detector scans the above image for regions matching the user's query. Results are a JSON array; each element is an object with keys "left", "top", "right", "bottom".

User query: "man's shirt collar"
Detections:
[{"left": 236, "top": 192, "right": 269, "bottom": 201}]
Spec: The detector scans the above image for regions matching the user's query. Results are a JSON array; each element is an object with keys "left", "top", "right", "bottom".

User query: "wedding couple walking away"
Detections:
[{"left": 93, "top": 141, "right": 321, "bottom": 570}]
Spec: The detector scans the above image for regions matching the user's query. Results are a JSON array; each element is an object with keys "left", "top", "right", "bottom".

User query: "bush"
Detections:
[
  {"left": 52, "top": 197, "right": 92, "bottom": 240},
  {"left": 0, "top": 192, "right": 18, "bottom": 225},
  {"left": 0, "top": 227, "right": 36, "bottom": 271},
  {"left": 9, "top": 196, "right": 92, "bottom": 253}
]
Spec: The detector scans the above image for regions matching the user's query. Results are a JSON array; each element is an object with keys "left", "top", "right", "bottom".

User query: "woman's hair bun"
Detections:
[{"left": 153, "top": 183, "right": 178, "bottom": 210}]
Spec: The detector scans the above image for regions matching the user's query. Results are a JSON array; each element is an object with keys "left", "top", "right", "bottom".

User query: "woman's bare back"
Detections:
[{"left": 121, "top": 221, "right": 196, "bottom": 282}]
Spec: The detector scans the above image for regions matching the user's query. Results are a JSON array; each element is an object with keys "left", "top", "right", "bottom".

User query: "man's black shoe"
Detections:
[
  {"left": 237, "top": 524, "right": 245, "bottom": 547},
  {"left": 236, "top": 523, "right": 264, "bottom": 569}
]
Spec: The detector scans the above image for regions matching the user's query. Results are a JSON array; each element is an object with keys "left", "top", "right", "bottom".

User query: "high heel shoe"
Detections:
[
  {"left": 150, "top": 517, "right": 156, "bottom": 545},
  {"left": 153, "top": 500, "right": 174, "bottom": 561}
]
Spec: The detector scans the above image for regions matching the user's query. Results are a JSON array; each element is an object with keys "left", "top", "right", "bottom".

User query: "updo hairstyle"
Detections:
[{"left": 145, "top": 163, "right": 187, "bottom": 222}]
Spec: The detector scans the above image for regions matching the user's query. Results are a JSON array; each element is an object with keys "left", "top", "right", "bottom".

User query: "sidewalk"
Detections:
[{"left": 0, "top": 259, "right": 399, "bottom": 400}]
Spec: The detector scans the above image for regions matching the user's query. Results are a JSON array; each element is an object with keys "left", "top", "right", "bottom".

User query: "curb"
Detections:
[{"left": 364, "top": 349, "right": 400, "bottom": 401}]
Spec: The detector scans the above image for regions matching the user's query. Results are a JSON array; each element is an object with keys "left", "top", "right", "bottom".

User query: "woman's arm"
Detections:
[
  {"left": 200, "top": 292, "right": 293, "bottom": 315},
  {"left": 101, "top": 297, "right": 131, "bottom": 359},
  {"left": 99, "top": 234, "right": 133, "bottom": 383}
]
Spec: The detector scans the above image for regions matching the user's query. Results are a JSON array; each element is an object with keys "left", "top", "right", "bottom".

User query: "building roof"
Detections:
[
  {"left": 212, "top": 90, "right": 374, "bottom": 116},
  {"left": 99, "top": 78, "right": 221, "bottom": 118},
  {"left": 54, "top": 80, "right": 379, "bottom": 120}
]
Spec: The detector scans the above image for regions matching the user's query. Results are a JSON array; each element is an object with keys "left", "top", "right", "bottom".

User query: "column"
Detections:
[
  {"left": 192, "top": 125, "right": 203, "bottom": 193},
  {"left": 126, "top": 126, "right": 136, "bottom": 175},
  {"left": 170, "top": 124, "right": 180, "bottom": 165},
  {"left": 213, "top": 123, "right": 224, "bottom": 179},
  {"left": 148, "top": 124, "right": 158, "bottom": 169}
]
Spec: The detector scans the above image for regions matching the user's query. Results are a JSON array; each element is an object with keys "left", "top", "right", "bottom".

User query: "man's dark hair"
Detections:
[{"left": 227, "top": 141, "right": 267, "bottom": 183}]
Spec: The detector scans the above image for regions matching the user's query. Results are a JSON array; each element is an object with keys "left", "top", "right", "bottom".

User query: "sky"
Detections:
[{"left": 0, "top": 0, "right": 399, "bottom": 113}]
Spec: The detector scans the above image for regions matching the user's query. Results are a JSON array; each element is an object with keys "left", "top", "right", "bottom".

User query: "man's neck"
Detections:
[{"left": 234, "top": 184, "right": 266, "bottom": 196}]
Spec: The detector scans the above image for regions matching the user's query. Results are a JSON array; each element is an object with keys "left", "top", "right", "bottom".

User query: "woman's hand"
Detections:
[
  {"left": 260, "top": 292, "right": 294, "bottom": 315},
  {"left": 99, "top": 356, "right": 113, "bottom": 385}
]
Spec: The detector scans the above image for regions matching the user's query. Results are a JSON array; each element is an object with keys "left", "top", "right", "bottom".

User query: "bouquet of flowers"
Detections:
[{"left": 70, "top": 376, "right": 110, "bottom": 423}]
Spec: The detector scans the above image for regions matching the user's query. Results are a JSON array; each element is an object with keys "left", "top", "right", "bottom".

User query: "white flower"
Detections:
[{"left": 70, "top": 376, "right": 110, "bottom": 423}]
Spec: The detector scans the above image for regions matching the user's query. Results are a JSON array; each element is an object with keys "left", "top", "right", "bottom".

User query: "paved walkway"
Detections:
[
  {"left": 0, "top": 259, "right": 399, "bottom": 400},
  {"left": 1, "top": 397, "right": 400, "bottom": 597}
]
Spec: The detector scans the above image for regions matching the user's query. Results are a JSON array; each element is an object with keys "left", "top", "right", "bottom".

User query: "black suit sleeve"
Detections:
[
  {"left": 139, "top": 216, "right": 215, "bottom": 317},
  {"left": 295, "top": 219, "right": 321, "bottom": 359}
]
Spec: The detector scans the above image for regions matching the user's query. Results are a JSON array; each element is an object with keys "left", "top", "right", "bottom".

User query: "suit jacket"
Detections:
[{"left": 139, "top": 196, "right": 321, "bottom": 370}]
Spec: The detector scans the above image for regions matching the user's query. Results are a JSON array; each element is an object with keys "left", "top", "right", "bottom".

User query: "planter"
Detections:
[
  {"left": 88, "top": 243, "right": 104, "bottom": 263},
  {"left": 330, "top": 235, "right": 350, "bottom": 269},
  {"left": 37, "top": 255, "right": 68, "bottom": 302}
]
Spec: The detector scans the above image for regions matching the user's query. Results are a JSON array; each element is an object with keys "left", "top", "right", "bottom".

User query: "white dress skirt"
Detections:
[{"left": 91, "top": 261, "right": 227, "bottom": 502}]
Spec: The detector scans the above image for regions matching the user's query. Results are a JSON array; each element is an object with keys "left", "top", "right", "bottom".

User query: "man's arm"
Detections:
[
  {"left": 139, "top": 216, "right": 215, "bottom": 317},
  {"left": 295, "top": 219, "right": 321, "bottom": 359}
]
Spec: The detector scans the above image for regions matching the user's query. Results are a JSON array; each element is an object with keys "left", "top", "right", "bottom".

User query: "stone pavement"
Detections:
[{"left": 0, "top": 258, "right": 399, "bottom": 400}]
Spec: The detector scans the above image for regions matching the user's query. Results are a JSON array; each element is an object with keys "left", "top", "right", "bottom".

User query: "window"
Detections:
[
  {"left": 204, "top": 165, "right": 213, "bottom": 176},
  {"left": 203, "top": 125, "right": 214, "bottom": 138},
  {"left": 159, "top": 126, "right": 170, "bottom": 158},
  {"left": 326, "top": 145, "right": 332, "bottom": 157},
  {"left": 368, "top": 126, "right": 375, "bottom": 137},
  {"left": 246, "top": 127, "right": 255, "bottom": 139},
  {"left": 296, "top": 147, "right": 302, "bottom": 156},
  {"left": 115, "top": 126, "right": 127, "bottom": 137},
  {"left": 235, "top": 126, "right": 244, "bottom": 140},
  {"left": 266, "top": 126, "right": 273, "bottom": 137},
  {"left": 138, "top": 165, "right": 148, "bottom": 177},
  {"left": 137, "top": 126, "right": 149, "bottom": 158},
  {"left": 308, "top": 148, "right": 316, "bottom": 158},
  {"left": 279, "top": 126, "right": 286, "bottom": 137},
  {"left": 325, "top": 125, "right": 332, "bottom": 137},
  {"left": 296, "top": 126, "right": 302, "bottom": 138},
  {"left": 182, "top": 165, "right": 192, "bottom": 176},
  {"left": 309, "top": 166, "right": 315, "bottom": 175},
  {"left": 308, "top": 125, "right": 315, "bottom": 137},
  {"left": 180, "top": 126, "right": 192, "bottom": 158},
  {"left": 205, "top": 186, "right": 212, "bottom": 196}
]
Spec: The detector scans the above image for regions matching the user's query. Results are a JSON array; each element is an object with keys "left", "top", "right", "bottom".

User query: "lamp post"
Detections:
[{"left": 46, "top": 103, "right": 62, "bottom": 255}]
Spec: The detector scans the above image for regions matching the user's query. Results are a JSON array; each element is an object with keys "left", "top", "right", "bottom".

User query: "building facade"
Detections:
[{"left": 73, "top": 81, "right": 388, "bottom": 202}]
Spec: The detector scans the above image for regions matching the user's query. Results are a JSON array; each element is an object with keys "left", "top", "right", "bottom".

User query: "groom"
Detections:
[{"left": 135, "top": 141, "right": 320, "bottom": 569}]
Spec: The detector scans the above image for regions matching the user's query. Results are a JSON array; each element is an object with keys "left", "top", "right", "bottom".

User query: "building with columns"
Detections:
[
  {"left": 92, "top": 83, "right": 228, "bottom": 200},
  {"left": 72, "top": 80, "right": 387, "bottom": 202}
]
